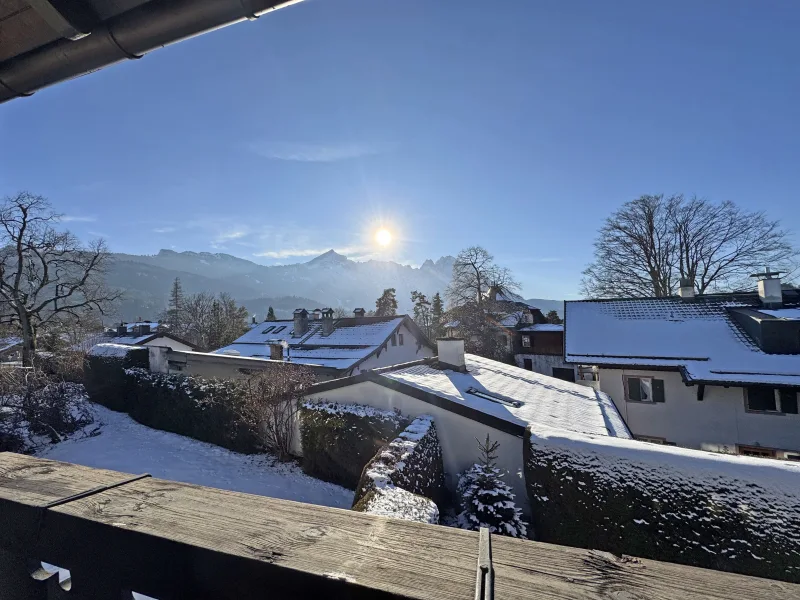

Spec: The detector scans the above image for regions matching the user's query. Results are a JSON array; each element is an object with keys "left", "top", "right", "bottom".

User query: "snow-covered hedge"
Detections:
[
  {"left": 353, "top": 415, "right": 446, "bottom": 514},
  {"left": 354, "top": 487, "right": 439, "bottom": 524},
  {"left": 524, "top": 425, "right": 800, "bottom": 582},
  {"left": 299, "top": 401, "right": 409, "bottom": 488},
  {"left": 123, "top": 368, "right": 259, "bottom": 453},
  {"left": 83, "top": 345, "right": 149, "bottom": 411}
]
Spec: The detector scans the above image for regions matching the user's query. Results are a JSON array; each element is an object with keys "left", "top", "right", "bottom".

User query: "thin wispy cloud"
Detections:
[
  {"left": 87, "top": 231, "right": 109, "bottom": 238},
  {"left": 249, "top": 141, "right": 382, "bottom": 163},
  {"left": 60, "top": 215, "right": 97, "bottom": 223},
  {"left": 153, "top": 227, "right": 176, "bottom": 234}
]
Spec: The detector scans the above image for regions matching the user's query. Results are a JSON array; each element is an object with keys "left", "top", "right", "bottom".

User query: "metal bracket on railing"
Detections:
[
  {"left": 42, "top": 473, "right": 152, "bottom": 509},
  {"left": 474, "top": 527, "right": 494, "bottom": 600}
]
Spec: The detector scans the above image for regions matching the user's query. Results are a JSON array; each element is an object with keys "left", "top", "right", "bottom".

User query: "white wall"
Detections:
[
  {"left": 352, "top": 323, "right": 434, "bottom": 373},
  {"left": 142, "top": 337, "right": 194, "bottom": 352},
  {"left": 599, "top": 368, "right": 800, "bottom": 453},
  {"left": 515, "top": 353, "right": 574, "bottom": 379},
  {"left": 302, "top": 380, "right": 529, "bottom": 515}
]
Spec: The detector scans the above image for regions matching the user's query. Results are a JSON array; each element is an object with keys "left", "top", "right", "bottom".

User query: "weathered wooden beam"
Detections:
[{"left": 1, "top": 453, "right": 799, "bottom": 600}]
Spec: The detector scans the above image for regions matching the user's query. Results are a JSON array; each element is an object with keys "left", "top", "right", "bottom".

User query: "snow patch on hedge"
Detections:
[
  {"left": 301, "top": 400, "right": 403, "bottom": 423},
  {"left": 525, "top": 425, "right": 800, "bottom": 582},
  {"left": 88, "top": 343, "right": 143, "bottom": 357},
  {"left": 359, "top": 487, "right": 439, "bottom": 524}
]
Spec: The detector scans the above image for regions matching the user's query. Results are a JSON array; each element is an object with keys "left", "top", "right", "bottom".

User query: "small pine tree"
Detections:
[
  {"left": 266, "top": 306, "right": 276, "bottom": 321},
  {"left": 431, "top": 292, "right": 444, "bottom": 338},
  {"left": 166, "top": 277, "right": 185, "bottom": 335},
  {"left": 375, "top": 288, "right": 398, "bottom": 317},
  {"left": 545, "top": 310, "right": 563, "bottom": 325},
  {"left": 457, "top": 435, "right": 528, "bottom": 538},
  {"left": 411, "top": 290, "right": 432, "bottom": 338}
]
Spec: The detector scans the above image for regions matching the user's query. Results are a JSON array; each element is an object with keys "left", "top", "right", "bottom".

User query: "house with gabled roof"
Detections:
[
  {"left": 564, "top": 272, "right": 800, "bottom": 460},
  {"left": 83, "top": 322, "right": 197, "bottom": 353},
  {"left": 213, "top": 308, "right": 435, "bottom": 376},
  {"left": 301, "top": 337, "right": 631, "bottom": 513}
]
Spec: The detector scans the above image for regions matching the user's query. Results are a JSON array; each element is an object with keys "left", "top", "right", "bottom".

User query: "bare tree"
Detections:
[
  {"left": 0, "top": 192, "right": 120, "bottom": 365},
  {"left": 239, "top": 364, "right": 315, "bottom": 460},
  {"left": 447, "top": 246, "right": 520, "bottom": 308},
  {"left": 582, "top": 195, "right": 796, "bottom": 298},
  {"left": 182, "top": 291, "right": 248, "bottom": 350}
]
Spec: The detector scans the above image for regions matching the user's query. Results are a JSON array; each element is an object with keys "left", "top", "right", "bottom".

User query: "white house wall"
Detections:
[
  {"left": 302, "top": 380, "right": 529, "bottom": 515},
  {"left": 514, "top": 353, "right": 574, "bottom": 378},
  {"left": 143, "top": 337, "right": 194, "bottom": 352},
  {"left": 351, "top": 323, "right": 434, "bottom": 374},
  {"left": 599, "top": 368, "right": 800, "bottom": 453}
]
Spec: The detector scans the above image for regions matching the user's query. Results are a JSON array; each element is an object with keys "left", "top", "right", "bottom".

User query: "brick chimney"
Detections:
[
  {"left": 293, "top": 309, "right": 309, "bottom": 337},
  {"left": 269, "top": 343, "right": 283, "bottom": 361},
  {"left": 437, "top": 338, "right": 466, "bottom": 372},
  {"left": 321, "top": 308, "right": 335, "bottom": 336},
  {"left": 117, "top": 323, "right": 127, "bottom": 337},
  {"left": 353, "top": 308, "right": 366, "bottom": 322}
]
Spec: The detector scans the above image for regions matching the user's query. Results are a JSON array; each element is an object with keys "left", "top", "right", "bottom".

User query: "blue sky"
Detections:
[{"left": 1, "top": 0, "right": 798, "bottom": 299}]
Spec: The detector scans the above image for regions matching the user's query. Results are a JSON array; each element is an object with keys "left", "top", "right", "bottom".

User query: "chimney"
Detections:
[
  {"left": 353, "top": 308, "right": 366, "bottom": 321},
  {"left": 117, "top": 323, "right": 127, "bottom": 337},
  {"left": 437, "top": 338, "right": 466, "bottom": 372},
  {"left": 252, "top": 315, "right": 257, "bottom": 325},
  {"left": 487, "top": 284, "right": 499, "bottom": 302},
  {"left": 140, "top": 324, "right": 151, "bottom": 335},
  {"left": 321, "top": 308, "right": 335, "bottom": 336},
  {"left": 269, "top": 343, "right": 283, "bottom": 361},
  {"left": 752, "top": 267, "right": 783, "bottom": 308},
  {"left": 678, "top": 277, "right": 695, "bottom": 300},
  {"left": 293, "top": 308, "right": 309, "bottom": 337},
  {"left": 311, "top": 308, "right": 322, "bottom": 320}
]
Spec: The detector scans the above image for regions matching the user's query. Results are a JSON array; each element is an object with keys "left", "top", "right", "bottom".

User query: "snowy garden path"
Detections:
[{"left": 37, "top": 403, "right": 354, "bottom": 509}]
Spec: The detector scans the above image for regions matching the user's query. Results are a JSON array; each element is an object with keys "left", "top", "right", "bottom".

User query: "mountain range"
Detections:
[{"left": 106, "top": 249, "right": 563, "bottom": 321}]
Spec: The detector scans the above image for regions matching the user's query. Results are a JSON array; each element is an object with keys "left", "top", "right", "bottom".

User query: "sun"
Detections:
[{"left": 375, "top": 228, "right": 392, "bottom": 247}]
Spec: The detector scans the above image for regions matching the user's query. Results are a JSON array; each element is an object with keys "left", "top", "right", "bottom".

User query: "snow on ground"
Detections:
[{"left": 37, "top": 403, "right": 354, "bottom": 508}]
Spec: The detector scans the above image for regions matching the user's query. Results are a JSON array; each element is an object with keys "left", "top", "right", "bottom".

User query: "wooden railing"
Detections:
[{"left": 0, "top": 452, "right": 798, "bottom": 599}]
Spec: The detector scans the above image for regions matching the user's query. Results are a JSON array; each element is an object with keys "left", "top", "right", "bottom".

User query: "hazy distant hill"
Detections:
[
  {"left": 108, "top": 250, "right": 454, "bottom": 321},
  {"left": 107, "top": 249, "right": 564, "bottom": 321}
]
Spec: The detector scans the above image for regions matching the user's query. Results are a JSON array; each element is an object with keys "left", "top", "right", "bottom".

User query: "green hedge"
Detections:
[
  {"left": 124, "top": 369, "right": 260, "bottom": 454},
  {"left": 84, "top": 345, "right": 259, "bottom": 454},
  {"left": 353, "top": 415, "right": 446, "bottom": 511},
  {"left": 84, "top": 345, "right": 149, "bottom": 411},
  {"left": 524, "top": 426, "right": 800, "bottom": 583},
  {"left": 299, "top": 401, "right": 408, "bottom": 489}
]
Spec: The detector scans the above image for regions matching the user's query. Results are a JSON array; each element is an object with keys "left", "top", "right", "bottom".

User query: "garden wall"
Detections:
[
  {"left": 352, "top": 415, "right": 446, "bottom": 523},
  {"left": 524, "top": 425, "right": 800, "bottom": 582},
  {"left": 298, "top": 401, "right": 408, "bottom": 488}
]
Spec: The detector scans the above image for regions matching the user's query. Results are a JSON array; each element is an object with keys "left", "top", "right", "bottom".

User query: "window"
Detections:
[
  {"left": 624, "top": 376, "right": 665, "bottom": 403},
  {"left": 273, "top": 326, "right": 286, "bottom": 334},
  {"left": 398, "top": 333, "right": 404, "bottom": 346},
  {"left": 391, "top": 333, "right": 397, "bottom": 346},
  {"left": 745, "top": 388, "right": 798, "bottom": 414},
  {"left": 262, "top": 326, "right": 275, "bottom": 334},
  {"left": 522, "top": 335, "right": 531, "bottom": 348},
  {"left": 523, "top": 358, "right": 533, "bottom": 371},
  {"left": 738, "top": 445, "right": 776, "bottom": 459},
  {"left": 785, "top": 453, "right": 800, "bottom": 462},
  {"left": 466, "top": 387, "right": 522, "bottom": 408}
]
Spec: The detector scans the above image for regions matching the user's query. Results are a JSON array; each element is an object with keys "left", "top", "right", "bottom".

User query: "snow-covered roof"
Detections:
[
  {"left": 379, "top": 354, "right": 630, "bottom": 438},
  {"left": 104, "top": 334, "right": 158, "bottom": 346},
  {"left": 214, "top": 316, "right": 428, "bottom": 371},
  {"left": 565, "top": 296, "right": 800, "bottom": 386},
  {"left": 518, "top": 324, "right": 563, "bottom": 332},
  {"left": 760, "top": 308, "right": 800, "bottom": 320}
]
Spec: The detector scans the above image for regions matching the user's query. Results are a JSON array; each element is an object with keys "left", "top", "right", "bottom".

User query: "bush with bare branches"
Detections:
[
  {"left": 238, "top": 364, "right": 316, "bottom": 460},
  {"left": 0, "top": 367, "right": 93, "bottom": 452}
]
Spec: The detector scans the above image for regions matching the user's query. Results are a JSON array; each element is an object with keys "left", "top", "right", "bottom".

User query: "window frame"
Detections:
[
  {"left": 391, "top": 333, "right": 397, "bottom": 347},
  {"left": 623, "top": 375, "right": 665, "bottom": 403},
  {"left": 738, "top": 445, "right": 776, "bottom": 459},
  {"left": 744, "top": 387, "right": 799, "bottom": 415},
  {"left": 521, "top": 335, "right": 531, "bottom": 348},
  {"left": 398, "top": 333, "right": 404, "bottom": 346}
]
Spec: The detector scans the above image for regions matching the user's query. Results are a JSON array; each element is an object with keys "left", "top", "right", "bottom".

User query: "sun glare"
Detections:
[{"left": 375, "top": 228, "right": 392, "bottom": 247}]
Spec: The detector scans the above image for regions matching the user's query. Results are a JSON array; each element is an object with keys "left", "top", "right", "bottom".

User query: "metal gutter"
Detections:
[{"left": 0, "top": 0, "right": 302, "bottom": 103}]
